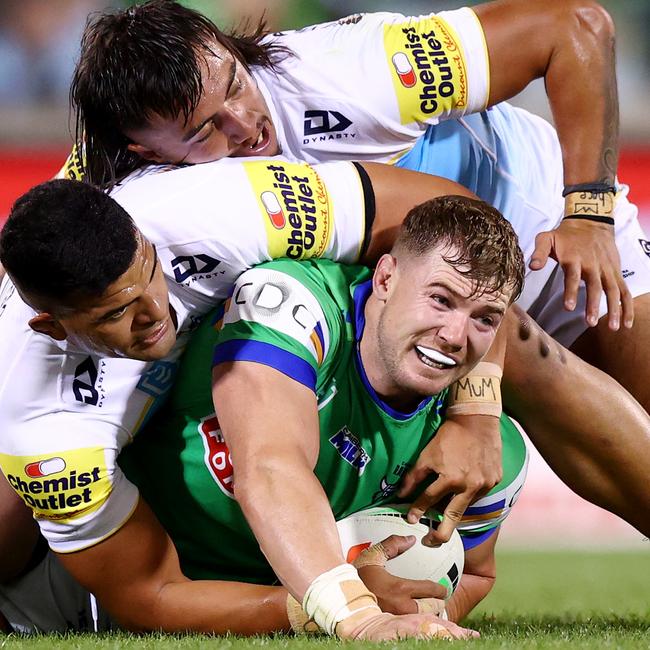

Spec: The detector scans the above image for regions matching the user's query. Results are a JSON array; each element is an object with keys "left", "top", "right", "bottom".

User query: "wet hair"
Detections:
[
  {"left": 70, "top": 0, "right": 290, "bottom": 188},
  {"left": 393, "top": 196, "right": 525, "bottom": 303},
  {"left": 0, "top": 180, "right": 138, "bottom": 311}
]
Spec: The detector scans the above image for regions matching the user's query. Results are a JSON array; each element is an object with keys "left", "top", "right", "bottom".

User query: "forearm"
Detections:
[
  {"left": 477, "top": 0, "right": 619, "bottom": 184},
  {"left": 502, "top": 306, "right": 650, "bottom": 535},
  {"left": 445, "top": 573, "right": 495, "bottom": 622},
  {"left": 57, "top": 499, "right": 290, "bottom": 635},
  {"left": 0, "top": 472, "right": 40, "bottom": 583},
  {"left": 235, "top": 456, "right": 345, "bottom": 599},
  {"left": 545, "top": 1, "right": 618, "bottom": 185},
  {"left": 144, "top": 580, "right": 289, "bottom": 634}
]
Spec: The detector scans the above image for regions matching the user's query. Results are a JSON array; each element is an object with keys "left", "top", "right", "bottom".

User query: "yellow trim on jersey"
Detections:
[
  {"left": 131, "top": 395, "right": 155, "bottom": 436},
  {"left": 468, "top": 8, "right": 490, "bottom": 110},
  {"left": 60, "top": 144, "right": 85, "bottom": 181},
  {"left": 53, "top": 496, "right": 139, "bottom": 554}
]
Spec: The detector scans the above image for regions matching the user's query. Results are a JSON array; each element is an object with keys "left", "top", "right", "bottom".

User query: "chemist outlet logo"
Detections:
[
  {"left": 245, "top": 160, "right": 332, "bottom": 260},
  {"left": 0, "top": 448, "right": 110, "bottom": 521},
  {"left": 383, "top": 16, "right": 467, "bottom": 124}
]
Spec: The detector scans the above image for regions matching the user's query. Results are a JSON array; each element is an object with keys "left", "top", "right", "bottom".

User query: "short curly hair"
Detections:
[{"left": 394, "top": 195, "right": 525, "bottom": 303}]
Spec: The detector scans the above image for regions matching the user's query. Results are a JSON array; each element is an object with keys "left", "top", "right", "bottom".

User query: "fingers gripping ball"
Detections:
[{"left": 336, "top": 505, "right": 465, "bottom": 600}]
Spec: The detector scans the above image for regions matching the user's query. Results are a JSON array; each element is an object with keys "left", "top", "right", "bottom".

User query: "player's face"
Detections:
[
  {"left": 125, "top": 42, "right": 279, "bottom": 165},
  {"left": 369, "top": 247, "right": 510, "bottom": 408},
  {"left": 57, "top": 234, "right": 176, "bottom": 361}
]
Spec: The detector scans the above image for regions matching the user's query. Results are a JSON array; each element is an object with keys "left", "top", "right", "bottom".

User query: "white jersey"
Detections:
[
  {"left": 255, "top": 8, "right": 489, "bottom": 166},
  {"left": 0, "top": 158, "right": 371, "bottom": 552},
  {"left": 253, "top": 10, "right": 650, "bottom": 342}
]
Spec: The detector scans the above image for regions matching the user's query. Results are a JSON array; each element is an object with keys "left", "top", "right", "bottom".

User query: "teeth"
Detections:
[
  {"left": 416, "top": 345, "right": 456, "bottom": 367},
  {"left": 250, "top": 131, "right": 263, "bottom": 149}
]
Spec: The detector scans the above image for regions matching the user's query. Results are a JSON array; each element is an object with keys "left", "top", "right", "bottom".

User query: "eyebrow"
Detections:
[
  {"left": 429, "top": 282, "right": 507, "bottom": 315},
  {"left": 95, "top": 244, "right": 159, "bottom": 322},
  {"left": 182, "top": 58, "right": 237, "bottom": 143},
  {"left": 149, "top": 244, "right": 159, "bottom": 284}
]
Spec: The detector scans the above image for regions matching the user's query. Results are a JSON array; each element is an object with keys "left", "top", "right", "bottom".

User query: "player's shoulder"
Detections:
[{"left": 236, "top": 258, "right": 367, "bottom": 309}]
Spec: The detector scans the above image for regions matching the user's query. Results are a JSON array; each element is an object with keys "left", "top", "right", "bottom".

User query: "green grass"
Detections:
[{"left": 2, "top": 551, "right": 649, "bottom": 649}]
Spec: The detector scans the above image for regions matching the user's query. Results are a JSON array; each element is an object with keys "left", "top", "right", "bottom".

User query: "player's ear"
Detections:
[
  {"left": 372, "top": 254, "right": 397, "bottom": 301},
  {"left": 28, "top": 313, "right": 68, "bottom": 341},
  {"left": 127, "top": 143, "right": 167, "bottom": 164}
]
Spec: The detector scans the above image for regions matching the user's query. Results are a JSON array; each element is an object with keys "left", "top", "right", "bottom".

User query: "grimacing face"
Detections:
[
  {"left": 125, "top": 41, "right": 279, "bottom": 165},
  {"left": 51, "top": 234, "right": 176, "bottom": 362},
  {"left": 363, "top": 245, "right": 512, "bottom": 410}
]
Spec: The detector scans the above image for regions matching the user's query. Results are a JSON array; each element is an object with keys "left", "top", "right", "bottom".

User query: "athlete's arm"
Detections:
[
  {"left": 212, "top": 361, "right": 342, "bottom": 599},
  {"left": 211, "top": 361, "right": 472, "bottom": 640},
  {"left": 397, "top": 324, "right": 507, "bottom": 545},
  {"left": 445, "top": 530, "right": 499, "bottom": 623},
  {"left": 358, "top": 162, "right": 476, "bottom": 265},
  {"left": 0, "top": 471, "right": 40, "bottom": 583},
  {"left": 478, "top": 0, "right": 617, "bottom": 186},
  {"left": 476, "top": 0, "right": 631, "bottom": 330},
  {"left": 56, "top": 497, "right": 290, "bottom": 634}
]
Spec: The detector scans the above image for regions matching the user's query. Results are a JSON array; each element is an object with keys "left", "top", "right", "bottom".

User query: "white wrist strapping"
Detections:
[{"left": 302, "top": 563, "right": 379, "bottom": 636}]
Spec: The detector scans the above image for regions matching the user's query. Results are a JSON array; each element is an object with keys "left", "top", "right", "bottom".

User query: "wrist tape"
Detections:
[
  {"left": 302, "top": 563, "right": 380, "bottom": 636},
  {"left": 563, "top": 184, "right": 616, "bottom": 225},
  {"left": 446, "top": 361, "right": 502, "bottom": 418}
]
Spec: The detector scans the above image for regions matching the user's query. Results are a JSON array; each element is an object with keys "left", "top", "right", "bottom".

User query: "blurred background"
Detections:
[{"left": 0, "top": 0, "right": 648, "bottom": 551}]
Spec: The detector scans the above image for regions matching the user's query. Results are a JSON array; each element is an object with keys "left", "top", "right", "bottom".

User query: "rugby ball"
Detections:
[{"left": 336, "top": 505, "right": 464, "bottom": 599}]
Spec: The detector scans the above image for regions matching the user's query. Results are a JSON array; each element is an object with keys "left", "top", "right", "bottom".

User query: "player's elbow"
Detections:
[{"left": 564, "top": 0, "right": 615, "bottom": 45}]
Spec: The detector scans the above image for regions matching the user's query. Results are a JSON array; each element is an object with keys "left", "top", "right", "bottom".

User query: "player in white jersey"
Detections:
[
  {"left": 2, "top": 169, "right": 650, "bottom": 634},
  {"left": 0, "top": 177, "right": 504, "bottom": 639},
  {"left": 68, "top": 0, "right": 650, "bottom": 432}
]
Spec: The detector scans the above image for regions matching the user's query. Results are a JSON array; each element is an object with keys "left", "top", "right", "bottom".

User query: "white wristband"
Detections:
[{"left": 302, "top": 563, "right": 379, "bottom": 636}]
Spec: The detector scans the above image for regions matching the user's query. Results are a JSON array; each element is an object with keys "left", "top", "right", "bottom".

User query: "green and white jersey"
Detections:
[{"left": 121, "top": 259, "right": 527, "bottom": 582}]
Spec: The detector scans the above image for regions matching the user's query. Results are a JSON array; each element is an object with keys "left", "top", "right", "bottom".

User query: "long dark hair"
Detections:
[{"left": 70, "top": 0, "right": 290, "bottom": 189}]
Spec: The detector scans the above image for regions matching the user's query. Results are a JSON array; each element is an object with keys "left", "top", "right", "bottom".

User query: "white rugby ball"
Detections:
[{"left": 336, "top": 505, "right": 464, "bottom": 599}]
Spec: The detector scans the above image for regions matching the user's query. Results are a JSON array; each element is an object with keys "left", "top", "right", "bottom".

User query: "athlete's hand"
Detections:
[
  {"left": 355, "top": 535, "right": 447, "bottom": 614},
  {"left": 529, "top": 219, "right": 634, "bottom": 330},
  {"left": 336, "top": 610, "right": 478, "bottom": 641},
  {"left": 397, "top": 414, "right": 502, "bottom": 546}
]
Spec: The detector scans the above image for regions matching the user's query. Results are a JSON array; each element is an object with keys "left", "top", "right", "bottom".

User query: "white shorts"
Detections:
[
  {"left": 0, "top": 551, "right": 114, "bottom": 634},
  {"left": 516, "top": 184, "right": 650, "bottom": 348}
]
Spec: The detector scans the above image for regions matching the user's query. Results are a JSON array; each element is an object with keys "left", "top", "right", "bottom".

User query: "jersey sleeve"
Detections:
[
  {"left": 456, "top": 415, "right": 529, "bottom": 551},
  {"left": 111, "top": 158, "right": 372, "bottom": 325},
  {"left": 263, "top": 7, "right": 489, "bottom": 162},
  {"left": 212, "top": 265, "right": 335, "bottom": 392},
  {"left": 372, "top": 8, "right": 489, "bottom": 123},
  {"left": 0, "top": 413, "right": 139, "bottom": 553}
]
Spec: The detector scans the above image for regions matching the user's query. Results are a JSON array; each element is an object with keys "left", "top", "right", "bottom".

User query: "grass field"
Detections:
[{"left": 2, "top": 550, "right": 648, "bottom": 649}]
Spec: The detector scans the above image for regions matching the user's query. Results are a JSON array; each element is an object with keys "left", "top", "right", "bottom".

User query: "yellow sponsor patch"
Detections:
[
  {"left": 384, "top": 16, "right": 468, "bottom": 124},
  {"left": 244, "top": 160, "right": 333, "bottom": 260},
  {"left": 0, "top": 448, "right": 110, "bottom": 521},
  {"left": 60, "top": 144, "right": 85, "bottom": 181}
]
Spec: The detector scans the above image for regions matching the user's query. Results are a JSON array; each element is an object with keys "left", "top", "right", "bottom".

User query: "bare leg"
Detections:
[
  {"left": 570, "top": 293, "right": 650, "bottom": 412},
  {"left": 0, "top": 471, "right": 40, "bottom": 583},
  {"left": 502, "top": 305, "right": 650, "bottom": 537}
]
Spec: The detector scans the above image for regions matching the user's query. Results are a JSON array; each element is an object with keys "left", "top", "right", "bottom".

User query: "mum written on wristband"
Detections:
[
  {"left": 446, "top": 361, "right": 502, "bottom": 418},
  {"left": 562, "top": 183, "right": 616, "bottom": 226}
]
